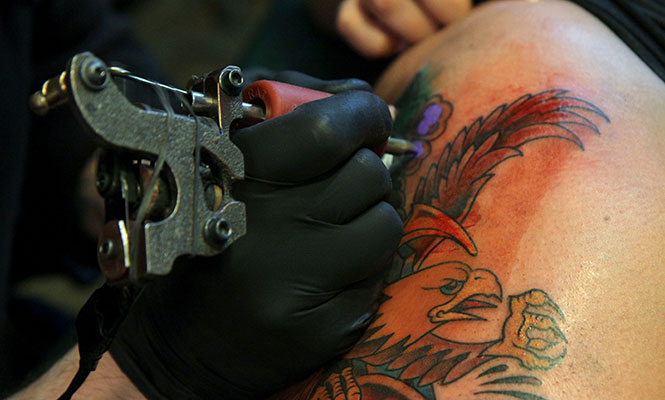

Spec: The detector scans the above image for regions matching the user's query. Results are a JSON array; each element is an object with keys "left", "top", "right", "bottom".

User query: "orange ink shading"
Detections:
[{"left": 400, "top": 89, "right": 609, "bottom": 273}]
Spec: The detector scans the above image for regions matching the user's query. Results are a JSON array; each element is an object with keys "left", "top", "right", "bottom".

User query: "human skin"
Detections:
[
  {"left": 336, "top": 0, "right": 473, "bottom": 57},
  {"left": 9, "top": 348, "right": 143, "bottom": 399},
  {"left": 274, "top": 1, "right": 665, "bottom": 399}
]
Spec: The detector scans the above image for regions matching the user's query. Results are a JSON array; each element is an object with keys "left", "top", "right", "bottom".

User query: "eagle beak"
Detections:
[{"left": 428, "top": 268, "right": 502, "bottom": 323}]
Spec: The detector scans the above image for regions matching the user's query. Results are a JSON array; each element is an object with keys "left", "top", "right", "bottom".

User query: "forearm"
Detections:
[{"left": 9, "top": 348, "right": 143, "bottom": 400}]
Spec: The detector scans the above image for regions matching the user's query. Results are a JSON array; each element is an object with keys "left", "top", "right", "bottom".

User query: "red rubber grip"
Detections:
[
  {"left": 243, "top": 80, "right": 332, "bottom": 120},
  {"left": 242, "top": 80, "right": 387, "bottom": 156}
]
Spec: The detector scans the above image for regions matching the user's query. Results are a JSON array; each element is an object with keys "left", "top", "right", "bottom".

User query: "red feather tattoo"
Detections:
[{"left": 402, "top": 89, "right": 610, "bottom": 269}]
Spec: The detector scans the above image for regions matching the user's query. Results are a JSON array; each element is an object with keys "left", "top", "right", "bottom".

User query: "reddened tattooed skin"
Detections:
[{"left": 276, "top": 67, "right": 609, "bottom": 400}]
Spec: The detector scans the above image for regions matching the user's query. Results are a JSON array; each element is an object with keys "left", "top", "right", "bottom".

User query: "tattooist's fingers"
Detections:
[
  {"left": 232, "top": 90, "right": 392, "bottom": 183},
  {"left": 310, "top": 201, "right": 402, "bottom": 290},
  {"left": 419, "top": 0, "right": 473, "bottom": 25},
  {"left": 337, "top": 0, "right": 402, "bottom": 58},
  {"left": 360, "top": 0, "right": 440, "bottom": 44},
  {"left": 306, "top": 271, "right": 385, "bottom": 356},
  {"left": 308, "top": 148, "right": 391, "bottom": 224}
]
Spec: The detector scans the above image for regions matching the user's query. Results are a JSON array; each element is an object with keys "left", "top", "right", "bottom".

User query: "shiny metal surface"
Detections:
[{"left": 69, "top": 52, "right": 246, "bottom": 280}]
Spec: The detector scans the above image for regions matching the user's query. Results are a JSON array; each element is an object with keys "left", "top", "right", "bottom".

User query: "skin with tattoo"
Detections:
[{"left": 272, "top": 1, "right": 665, "bottom": 399}]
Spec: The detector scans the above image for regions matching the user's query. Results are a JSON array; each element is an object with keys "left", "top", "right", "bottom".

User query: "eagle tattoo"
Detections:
[{"left": 288, "top": 68, "right": 609, "bottom": 400}]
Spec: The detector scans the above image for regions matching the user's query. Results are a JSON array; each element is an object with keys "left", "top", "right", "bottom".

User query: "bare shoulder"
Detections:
[
  {"left": 274, "top": 1, "right": 665, "bottom": 399},
  {"left": 377, "top": 0, "right": 665, "bottom": 105}
]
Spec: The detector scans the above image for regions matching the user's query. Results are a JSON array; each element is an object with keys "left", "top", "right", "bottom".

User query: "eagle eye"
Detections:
[{"left": 439, "top": 279, "right": 464, "bottom": 295}]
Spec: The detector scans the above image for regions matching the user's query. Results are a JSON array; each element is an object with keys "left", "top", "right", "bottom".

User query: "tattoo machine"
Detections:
[{"left": 28, "top": 51, "right": 414, "bottom": 398}]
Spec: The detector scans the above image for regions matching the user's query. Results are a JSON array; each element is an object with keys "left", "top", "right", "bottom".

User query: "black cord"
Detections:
[
  {"left": 57, "top": 368, "right": 91, "bottom": 400},
  {"left": 57, "top": 283, "right": 140, "bottom": 399}
]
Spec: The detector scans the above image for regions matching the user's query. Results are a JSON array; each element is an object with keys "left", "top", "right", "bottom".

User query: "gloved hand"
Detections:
[{"left": 109, "top": 72, "right": 403, "bottom": 399}]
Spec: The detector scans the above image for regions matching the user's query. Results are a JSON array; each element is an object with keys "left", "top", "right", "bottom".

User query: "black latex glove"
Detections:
[{"left": 109, "top": 72, "right": 403, "bottom": 399}]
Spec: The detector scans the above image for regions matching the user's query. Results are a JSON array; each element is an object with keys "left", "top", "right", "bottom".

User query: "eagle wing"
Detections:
[
  {"left": 402, "top": 89, "right": 610, "bottom": 263},
  {"left": 350, "top": 332, "right": 492, "bottom": 387}
]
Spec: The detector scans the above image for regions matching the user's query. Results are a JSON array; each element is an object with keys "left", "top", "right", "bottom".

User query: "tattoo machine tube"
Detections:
[{"left": 242, "top": 80, "right": 415, "bottom": 156}]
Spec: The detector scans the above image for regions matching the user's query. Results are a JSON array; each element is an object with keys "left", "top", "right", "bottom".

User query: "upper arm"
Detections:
[{"left": 275, "top": 1, "right": 665, "bottom": 398}]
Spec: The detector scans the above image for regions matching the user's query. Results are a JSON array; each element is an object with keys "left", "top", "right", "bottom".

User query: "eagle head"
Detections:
[
  {"left": 367, "top": 259, "right": 502, "bottom": 350},
  {"left": 424, "top": 263, "right": 502, "bottom": 324}
]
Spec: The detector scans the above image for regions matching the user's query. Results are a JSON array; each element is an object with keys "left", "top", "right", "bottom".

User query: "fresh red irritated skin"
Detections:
[{"left": 398, "top": 87, "right": 608, "bottom": 287}]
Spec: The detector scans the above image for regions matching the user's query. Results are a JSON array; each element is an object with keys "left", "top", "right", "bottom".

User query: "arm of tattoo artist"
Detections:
[
  {"left": 271, "top": 1, "right": 665, "bottom": 399},
  {"left": 9, "top": 349, "right": 143, "bottom": 400}
]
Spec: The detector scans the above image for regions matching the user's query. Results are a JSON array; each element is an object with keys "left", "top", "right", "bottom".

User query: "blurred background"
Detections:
[
  {"left": 120, "top": 0, "right": 388, "bottom": 84},
  {"left": 123, "top": 0, "right": 274, "bottom": 83}
]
